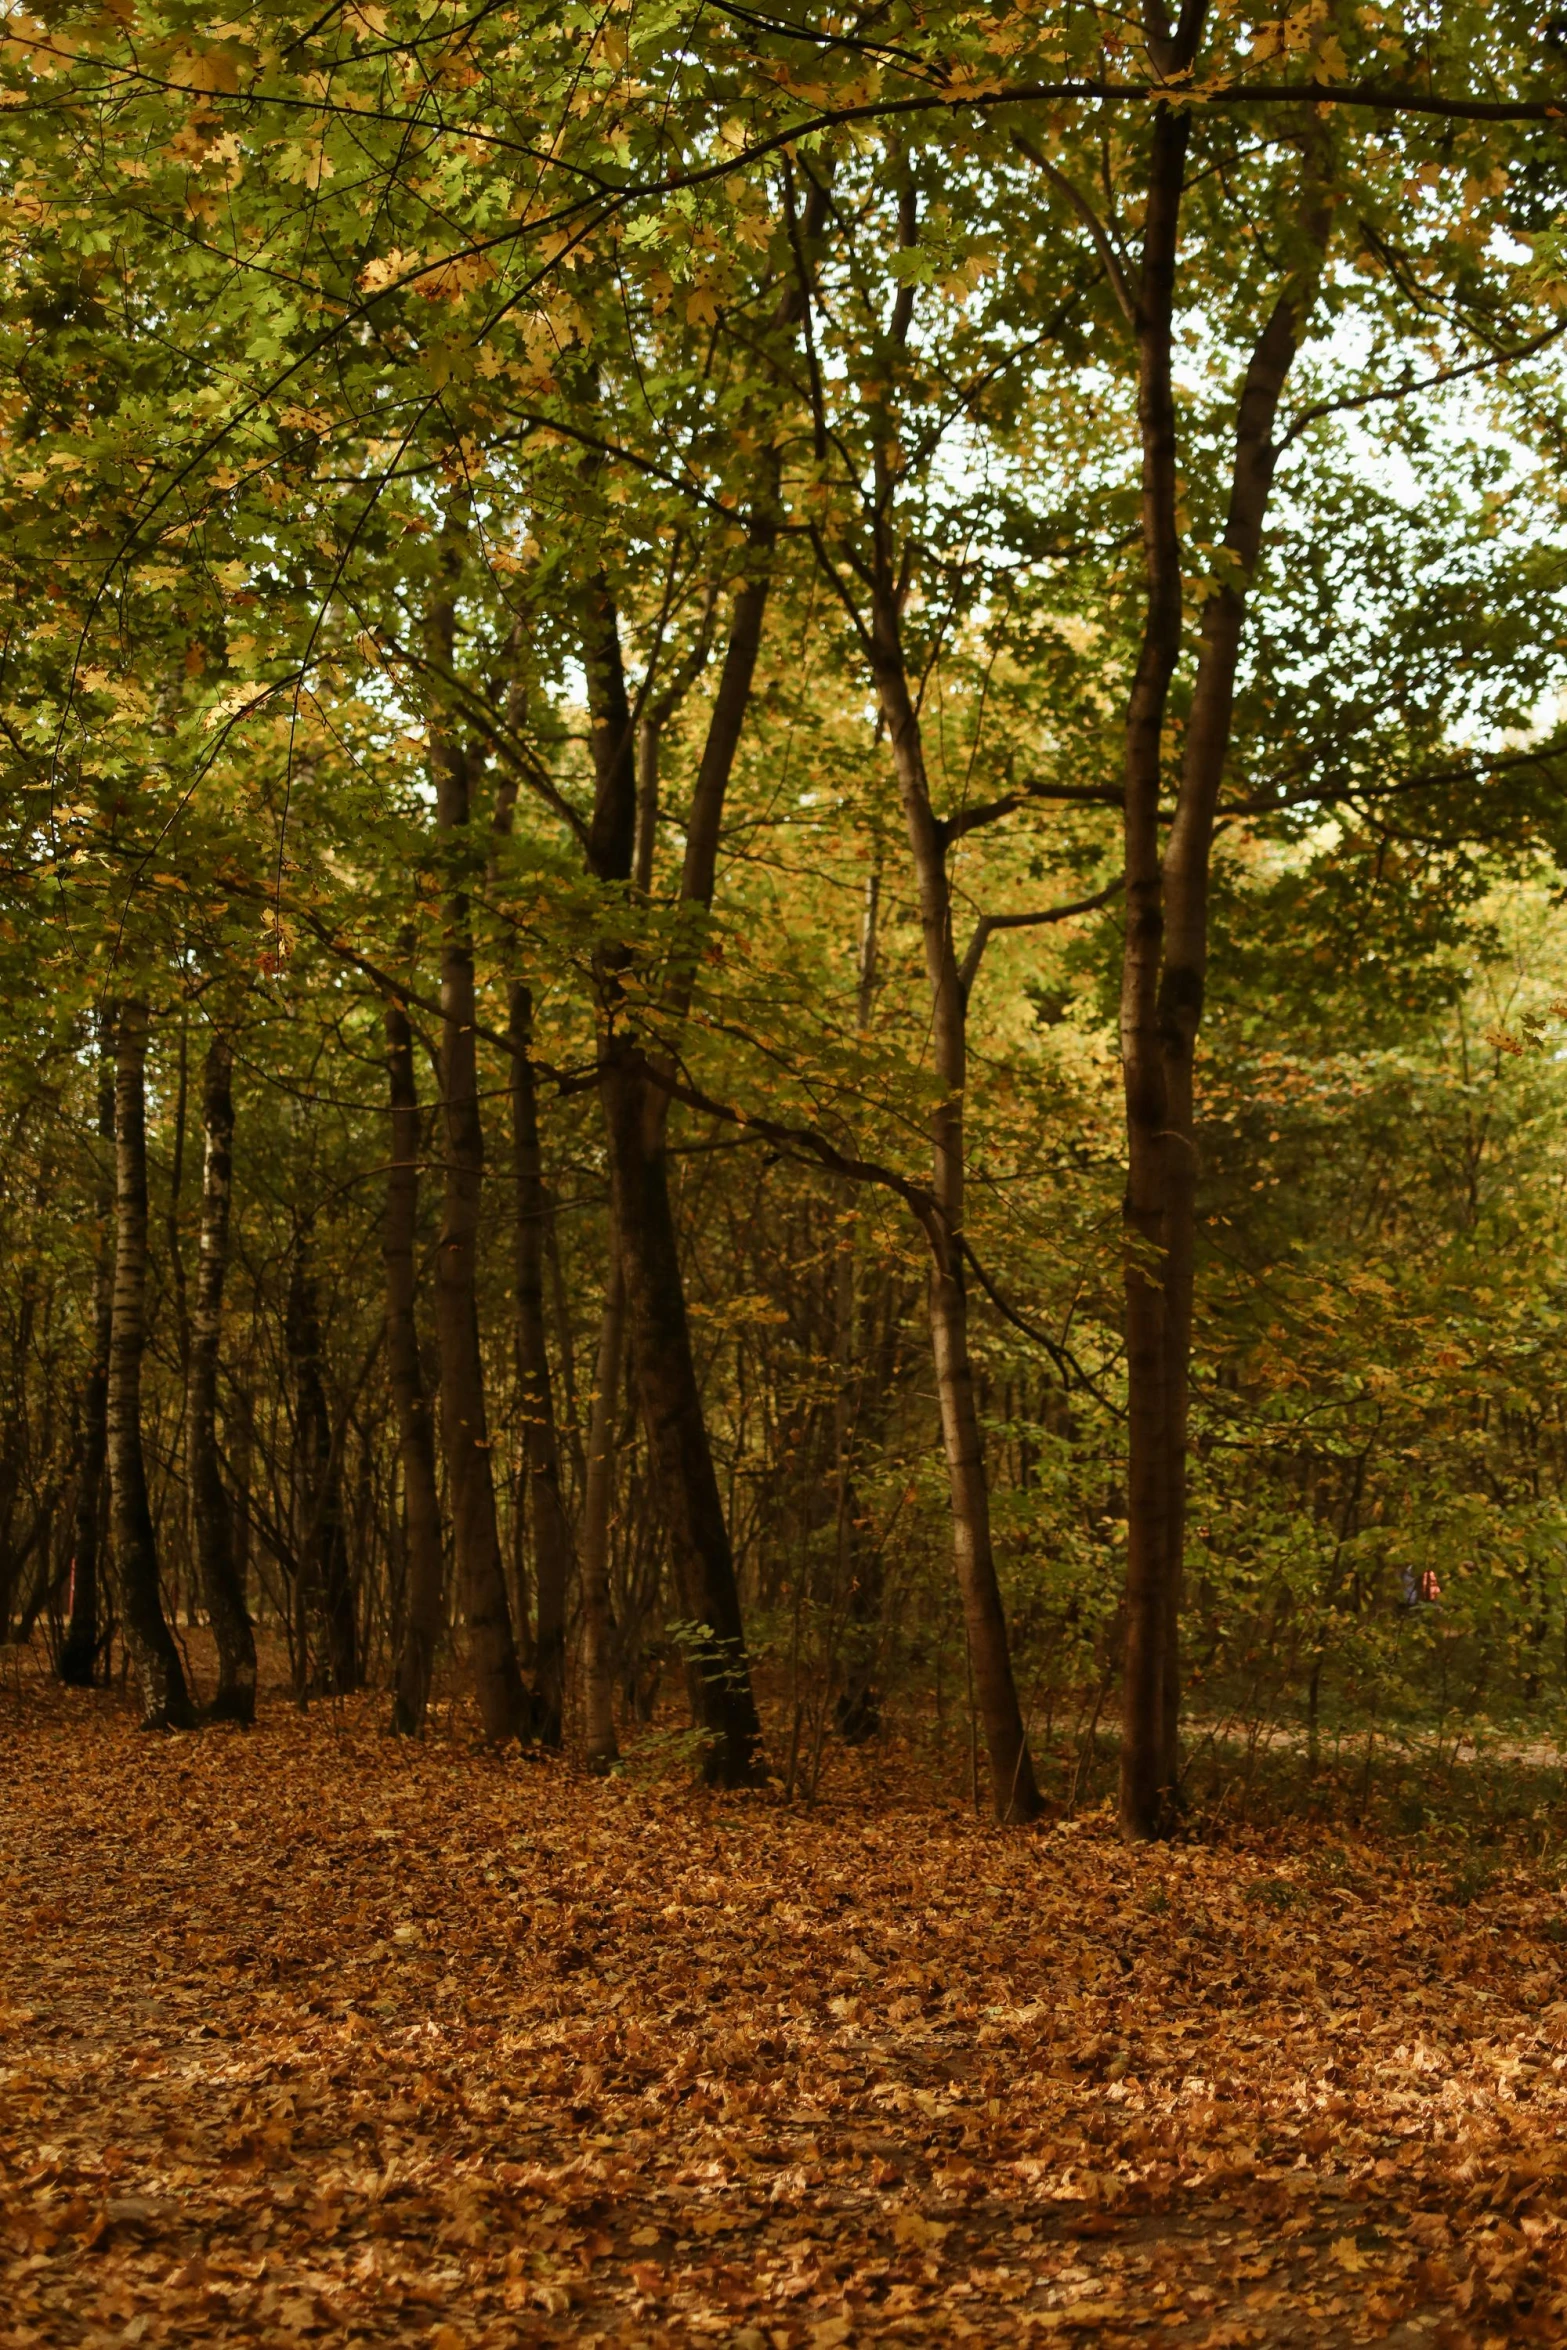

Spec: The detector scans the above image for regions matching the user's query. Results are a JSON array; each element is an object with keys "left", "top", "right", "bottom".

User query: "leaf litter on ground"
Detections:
[{"left": 2, "top": 1681, "right": 1566, "bottom": 2347}]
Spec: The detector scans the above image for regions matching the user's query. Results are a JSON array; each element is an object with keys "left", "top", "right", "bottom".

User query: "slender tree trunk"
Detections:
[
  {"left": 286, "top": 1214, "right": 358, "bottom": 1693},
  {"left": 545, "top": 1209, "right": 582, "bottom": 1494},
  {"left": 834, "top": 859, "right": 883, "bottom": 1745},
  {"left": 187, "top": 1034, "right": 256, "bottom": 1722},
  {"left": 509, "top": 980, "right": 573, "bottom": 1744},
  {"left": 566, "top": 222, "right": 823, "bottom": 1780},
  {"left": 582, "top": 572, "right": 764, "bottom": 1784},
  {"left": 166, "top": 1013, "right": 191, "bottom": 1383},
  {"left": 579, "top": 1254, "right": 625, "bottom": 1771},
  {"left": 385, "top": 994, "right": 446, "bottom": 1736},
  {"left": 230, "top": 1387, "right": 252, "bottom": 1630},
  {"left": 108, "top": 1000, "right": 196, "bottom": 1729},
  {"left": 1117, "top": 102, "right": 1195, "bottom": 1842},
  {"left": 797, "top": 157, "right": 1035, "bottom": 1813},
  {"left": 872, "top": 621, "right": 1043, "bottom": 1824},
  {"left": 577, "top": 677, "right": 664, "bottom": 1778},
  {"left": 488, "top": 753, "right": 579, "bottom": 1703},
  {"left": 1153, "top": 172, "right": 1333, "bottom": 1791},
  {"left": 429, "top": 586, "right": 528, "bottom": 1743},
  {"left": 1116, "top": 72, "right": 1328, "bottom": 1833},
  {"left": 602, "top": 1053, "right": 764, "bottom": 1780},
  {"left": 61, "top": 1020, "right": 114, "bottom": 1686},
  {"left": 572, "top": 226, "right": 825, "bottom": 1778}
]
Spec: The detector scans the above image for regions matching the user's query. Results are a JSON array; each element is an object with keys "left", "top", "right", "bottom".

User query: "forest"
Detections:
[{"left": 4, "top": 2, "right": 1567, "bottom": 2343}]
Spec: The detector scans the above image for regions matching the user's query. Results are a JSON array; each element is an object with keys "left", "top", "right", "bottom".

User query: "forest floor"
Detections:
[{"left": 2, "top": 1670, "right": 1566, "bottom": 2349}]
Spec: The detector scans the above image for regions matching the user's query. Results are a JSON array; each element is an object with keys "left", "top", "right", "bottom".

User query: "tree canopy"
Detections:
[{"left": 2, "top": 0, "right": 1567, "bottom": 1826}]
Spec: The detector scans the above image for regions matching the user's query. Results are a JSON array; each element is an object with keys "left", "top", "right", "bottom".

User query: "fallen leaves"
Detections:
[{"left": 3, "top": 1681, "right": 1567, "bottom": 2345}]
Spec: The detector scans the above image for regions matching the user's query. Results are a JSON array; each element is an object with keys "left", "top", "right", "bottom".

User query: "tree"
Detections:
[
  {"left": 187, "top": 1030, "right": 256, "bottom": 1722},
  {"left": 108, "top": 1000, "right": 196, "bottom": 1731}
]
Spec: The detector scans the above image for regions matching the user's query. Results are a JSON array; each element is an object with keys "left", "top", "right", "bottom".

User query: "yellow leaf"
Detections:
[
  {"left": 169, "top": 42, "right": 241, "bottom": 94},
  {"left": 892, "top": 2210, "right": 949, "bottom": 2249}
]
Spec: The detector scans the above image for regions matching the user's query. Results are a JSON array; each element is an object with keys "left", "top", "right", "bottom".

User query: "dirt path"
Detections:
[{"left": 1, "top": 1684, "right": 1562, "bottom": 2345}]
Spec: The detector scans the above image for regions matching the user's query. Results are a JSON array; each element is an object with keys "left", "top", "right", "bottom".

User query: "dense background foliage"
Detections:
[{"left": 3, "top": 0, "right": 1567, "bottom": 1809}]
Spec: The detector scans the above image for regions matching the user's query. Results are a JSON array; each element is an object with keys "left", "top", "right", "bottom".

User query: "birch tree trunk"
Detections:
[
  {"left": 186, "top": 1033, "right": 256, "bottom": 1722},
  {"left": 108, "top": 999, "right": 196, "bottom": 1729}
]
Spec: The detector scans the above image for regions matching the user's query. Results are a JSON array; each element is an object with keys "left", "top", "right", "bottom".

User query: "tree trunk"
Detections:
[
  {"left": 566, "top": 231, "right": 821, "bottom": 1780},
  {"left": 1113, "top": 96, "right": 1334, "bottom": 1832},
  {"left": 61, "top": 1019, "right": 114, "bottom": 1687},
  {"left": 833, "top": 860, "right": 884, "bottom": 1745},
  {"left": 509, "top": 979, "right": 573, "bottom": 1744},
  {"left": 576, "top": 672, "right": 663, "bottom": 1780},
  {"left": 187, "top": 1034, "right": 256, "bottom": 1722},
  {"left": 286, "top": 1213, "right": 358, "bottom": 1693},
  {"left": 429, "top": 596, "right": 528, "bottom": 1742},
  {"left": 872, "top": 623, "right": 1043, "bottom": 1824},
  {"left": 581, "top": 571, "right": 764, "bottom": 1784},
  {"left": 601, "top": 1051, "right": 764, "bottom": 1780},
  {"left": 230, "top": 1387, "right": 253, "bottom": 1631},
  {"left": 1117, "top": 88, "right": 1330, "bottom": 1833},
  {"left": 166, "top": 1013, "right": 191, "bottom": 1382},
  {"left": 579, "top": 1252, "right": 625, "bottom": 1772},
  {"left": 1153, "top": 173, "right": 1333, "bottom": 1790},
  {"left": 385, "top": 993, "right": 446, "bottom": 1736},
  {"left": 1117, "top": 102, "right": 1195, "bottom": 1843},
  {"left": 108, "top": 1000, "right": 196, "bottom": 1729}
]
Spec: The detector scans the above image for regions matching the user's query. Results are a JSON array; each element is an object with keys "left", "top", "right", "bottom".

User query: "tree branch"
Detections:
[
  {"left": 958, "top": 879, "right": 1125, "bottom": 1000},
  {"left": 1012, "top": 132, "right": 1136, "bottom": 328}
]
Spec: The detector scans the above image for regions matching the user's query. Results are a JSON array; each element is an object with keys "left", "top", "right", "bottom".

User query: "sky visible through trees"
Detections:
[{"left": 5, "top": 3, "right": 1567, "bottom": 2342}]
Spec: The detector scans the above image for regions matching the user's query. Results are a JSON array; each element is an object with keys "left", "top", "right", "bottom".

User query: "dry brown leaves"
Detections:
[{"left": 2, "top": 1680, "right": 1566, "bottom": 2348}]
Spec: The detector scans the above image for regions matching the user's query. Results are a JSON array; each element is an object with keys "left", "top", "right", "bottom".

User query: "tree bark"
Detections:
[
  {"left": 166, "top": 1014, "right": 191, "bottom": 1383},
  {"left": 286, "top": 1213, "right": 358, "bottom": 1694},
  {"left": 509, "top": 979, "right": 574, "bottom": 1745},
  {"left": 385, "top": 993, "right": 447, "bottom": 1736},
  {"left": 186, "top": 1033, "right": 256, "bottom": 1722},
  {"left": 576, "top": 686, "right": 664, "bottom": 1778},
  {"left": 567, "top": 210, "right": 830, "bottom": 1781},
  {"left": 108, "top": 1000, "right": 196, "bottom": 1729},
  {"left": 60, "top": 1018, "right": 114, "bottom": 1687},
  {"left": 1116, "top": 63, "right": 1329, "bottom": 1835},
  {"left": 871, "top": 611, "right": 1043, "bottom": 1823},
  {"left": 1152, "top": 165, "right": 1333, "bottom": 1791},
  {"left": 578, "top": 1253, "right": 625, "bottom": 1771},
  {"left": 429, "top": 584, "right": 528, "bottom": 1743},
  {"left": 581, "top": 572, "right": 764, "bottom": 1785},
  {"left": 230, "top": 1388, "right": 253, "bottom": 1634},
  {"left": 601, "top": 1048, "right": 763, "bottom": 1779},
  {"left": 1117, "top": 99, "right": 1196, "bottom": 1842},
  {"left": 833, "top": 860, "right": 884, "bottom": 1745}
]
